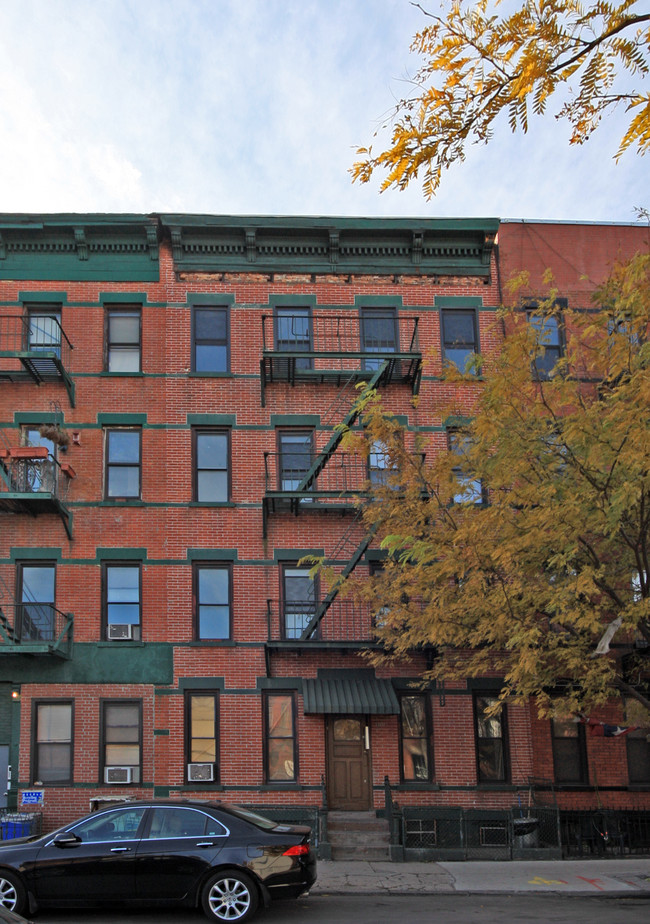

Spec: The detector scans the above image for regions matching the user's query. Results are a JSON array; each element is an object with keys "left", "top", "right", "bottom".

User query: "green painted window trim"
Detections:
[
  {"left": 355, "top": 295, "right": 404, "bottom": 308},
  {"left": 97, "top": 413, "right": 147, "bottom": 425},
  {"left": 273, "top": 549, "right": 324, "bottom": 561},
  {"left": 186, "top": 293, "right": 235, "bottom": 306},
  {"left": 99, "top": 292, "right": 147, "bottom": 305},
  {"left": 270, "top": 414, "right": 320, "bottom": 427},
  {"left": 187, "top": 414, "right": 236, "bottom": 426},
  {"left": 435, "top": 296, "right": 484, "bottom": 307},
  {"left": 14, "top": 412, "right": 63, "bottom": 424},
  {"left": 19, "top": 291, "right": 68, "bottom": 304},
  {"left": 267, "top": 293, "right": 317, "bottom": 308},
  {"left": 10, "top": 547, "right": 62, "bottom": 561},
  {"left": 177, "top": 677, "right": 226, "bottom": 692},
  {"left": 187, "top": 549, "right": 238, "bottom": 561},
  {"left": 258, "top": 678, "right": 302, "bottom": 690},
  {"left": 443, "top": 415, "right": 473, "bottom": 428},
  {"left": 97, "top": 547, "right": 147, "bottom": 560}
]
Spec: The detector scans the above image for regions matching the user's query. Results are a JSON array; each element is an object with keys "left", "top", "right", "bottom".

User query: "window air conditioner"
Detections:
[
  {"left": 108, "top": 623, "right": 133, "bottom": 640},
  {"left": 105, "top": 766, "right": 133, "bottom": 784},
  {"left": 187, "top": 763, "right": 214, "bottom": 782}
]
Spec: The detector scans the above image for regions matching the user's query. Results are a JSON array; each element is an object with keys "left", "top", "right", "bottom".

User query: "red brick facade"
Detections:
[{"left": 0, "top": 215, "right": 647, "bottom": 837}]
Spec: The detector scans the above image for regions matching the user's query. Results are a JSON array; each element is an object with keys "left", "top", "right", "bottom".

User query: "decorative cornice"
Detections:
[
  {"left": 160, "top": 215, "right": 499, "bottom": 277},
  {"left": 0, "top": 214, "right": 160, "bottom": 281}
]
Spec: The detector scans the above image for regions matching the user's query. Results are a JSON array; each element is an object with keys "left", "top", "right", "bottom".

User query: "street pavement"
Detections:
[{"left": 311, "top": 858, "right": 650, "bottom": 897}]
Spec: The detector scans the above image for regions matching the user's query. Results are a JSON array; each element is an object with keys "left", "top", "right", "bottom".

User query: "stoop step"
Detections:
[{"left": 327, "top": 811, "right": 391, "bottom": 861}]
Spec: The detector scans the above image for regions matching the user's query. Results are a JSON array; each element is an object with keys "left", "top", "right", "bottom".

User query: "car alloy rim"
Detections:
[
  {"left": 209, "top": 877, "right": 251, "bottom": 920},
  {"left": 0, "top": 877, "right": 17, "bottom": 910}
]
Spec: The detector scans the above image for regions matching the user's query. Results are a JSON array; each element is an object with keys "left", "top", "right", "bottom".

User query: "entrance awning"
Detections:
[{"left": 302, "top": 675, "right": 400, "bottom": 715}]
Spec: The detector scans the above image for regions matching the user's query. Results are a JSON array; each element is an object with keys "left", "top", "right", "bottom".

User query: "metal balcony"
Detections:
[
  {"left": 263, "top": 450, "right": 366, "bottom": 534},
  {"left": 266, "top": 598, "right": 380, "bottom": 649},
  {"left": 0, "top": 447, "right": 75, "bottom": 538},
  {"left": 0, "top": 315, "right": 75, "bottom": 406},
  {"left": 0, "top": 601, "right": 73, "bottom": 658},
  {"left": 260, "top": 313, "right": 421, "bottom": 405}
]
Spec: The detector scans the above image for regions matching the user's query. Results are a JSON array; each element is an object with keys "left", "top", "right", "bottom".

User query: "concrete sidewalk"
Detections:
[{"left": 311, "top": 858, "right": 650, "bottom": 897}]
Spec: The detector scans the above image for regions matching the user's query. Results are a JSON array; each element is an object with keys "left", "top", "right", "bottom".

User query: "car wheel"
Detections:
[
  {"left": 201, "top": 869, "right": 259, "bottom": 922},
  {"left": 0, "top": 870, "right": 27, "bottom": 915}
]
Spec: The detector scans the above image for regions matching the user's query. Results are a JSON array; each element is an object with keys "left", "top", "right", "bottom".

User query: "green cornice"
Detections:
[
  {"left": 0, "top": 213, "right": 499, "bottom": 280},
  {"left": 162, "top": 214, "right": 499, "bottom": 277},
  {"left": 0, "top": 214, "right": 159, "bottom": 282}
]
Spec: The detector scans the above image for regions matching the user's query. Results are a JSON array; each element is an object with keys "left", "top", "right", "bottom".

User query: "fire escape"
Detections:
[
  {"left": 0, "top": 422, "right": 76, "bottom": 539},
  {"left": 0, "top": 572, "right": 73, "bottom": 658},
  {"left": 0, "top": 314, "right": 75, "bottom": 407},
  {"left": 262, "top": 311, "right": 422, "bottom": 651}
]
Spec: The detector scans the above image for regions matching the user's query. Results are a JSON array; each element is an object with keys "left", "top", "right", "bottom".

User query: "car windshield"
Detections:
[{"left": 218, "top": 802, "right": 283, "bottom": 832}]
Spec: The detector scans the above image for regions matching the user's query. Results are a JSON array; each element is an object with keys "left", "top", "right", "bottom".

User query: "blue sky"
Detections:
[{"left": 0, "top": 0, "right": 646, "bottom": 222}]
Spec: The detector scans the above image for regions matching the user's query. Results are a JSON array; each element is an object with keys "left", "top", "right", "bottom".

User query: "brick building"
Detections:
[{"left": 0, "top": 214, "right": 648, "bottom": 857}]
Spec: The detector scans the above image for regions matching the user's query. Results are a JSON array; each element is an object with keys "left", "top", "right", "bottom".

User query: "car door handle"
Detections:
[
  {"left": 196, "top": 841, "right": 215, "bottom": 848},
  {"left": 110, "top": 846, "right": 131, "bottom": 852}
]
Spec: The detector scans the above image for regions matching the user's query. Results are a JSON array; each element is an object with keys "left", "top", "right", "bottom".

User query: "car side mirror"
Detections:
[{"left": 53, "top": 832, "right": 82, "bottom": 848}]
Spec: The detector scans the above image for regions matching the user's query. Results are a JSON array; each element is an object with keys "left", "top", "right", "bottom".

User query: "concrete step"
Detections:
[{"left": 327, "top": 811, "right": 391, "bottom": 860}]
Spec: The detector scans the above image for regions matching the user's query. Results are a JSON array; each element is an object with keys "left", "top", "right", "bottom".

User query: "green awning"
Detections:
[{"left": 302, "top": 675, "right": 400, "bottom": 715}]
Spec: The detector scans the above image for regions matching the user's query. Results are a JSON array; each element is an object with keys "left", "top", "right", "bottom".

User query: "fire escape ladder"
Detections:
[
  {"left": 296, "top": 360, "right": 389, "bottom": 493},
  {"left": 299, "top": 518, "right": 379, "bottom": 641}
]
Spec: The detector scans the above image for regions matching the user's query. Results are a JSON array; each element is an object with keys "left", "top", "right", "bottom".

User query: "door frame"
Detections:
[{"left": 325, "top": 714, "right": 372, "bottom": 811}]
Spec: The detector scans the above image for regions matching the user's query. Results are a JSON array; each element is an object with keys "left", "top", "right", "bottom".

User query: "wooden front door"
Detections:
[{"left": 326, "top": 715, "right": 371, "bottom": 810}]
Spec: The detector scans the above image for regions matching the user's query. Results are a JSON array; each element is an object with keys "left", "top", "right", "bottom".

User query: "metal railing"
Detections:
[
  {"left": 264, "top": 451, "right": 368, "bottom": 499},
  {"left": 0, "top": 601, "right": 73, "bottom": 656},
  {"left": 0, "top": 315, "right": 73, "bottom": 370},
  {"left": 261, "top": 313, "right": 420, "bottom": 357},
  {"left": 0, "top": 453, "right": 70, "bottom": 500},
  {"left": 266, "top": 598, "right": 379, "bottom": 643}
]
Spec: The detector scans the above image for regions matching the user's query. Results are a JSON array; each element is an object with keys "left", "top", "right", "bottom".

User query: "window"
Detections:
[
  {"left": 194, "top": 564, "right": 231, "bottom": 640},
  {"left": 368, "top": 440, "right": 391, "bottom": 486},
  {"left": 278, "top": 430, "right": 312, "bottom": 493},
  {"left": 103, "top": 563, "right": 141, "bottom": 640},
  {"left": 192, "top": 306, "right": 229, "bottom": 372},
  {"left": 528, "top": 312, "right": 563, "bottom": 379},
  {"left": 17, "top": 562, "right": 56, "bottom": 642},
  {"left": 264, "top": 692, "right": 296, "bottom": 782},
  {"left": 275, "top": 307, "right": 312, "bottom": 370},
  {"left": 474, "top": 694, "right": 508, "bottom": 782},
  {"left": 551, "top": 719, "right": 588, "bottom": 784},
  {"left": 146, "top": 806, "right": 225, "bottom": 838},
  {"left": 32, "top": 701, "right": 73, "bottom": 784},
  {"left": 105, "top": 428, "right": 141, "bottom": 498},
  {"left": 106, "top": 307, "right": 141, "bottom": 372},
  {"left": 186, "top": 692, "right": 219, "bottom": 781},
  {"left": 70, "top": 806, "right": 147, "bottom": 841},
  {"left": 441, "top": 309, "right": 478, "bottom": 372},
  {"left": 361, "top": 308, "right": 397, "bottom": 370},
  {"left": 627, "top": 727, "right": 650, "bottom": 784},
  {"left": 448, "top": 431, "right": 484, "bottom": 504},
  {"left": 102, "top": 700, "right": 141, "bottom": 783},
  {"left": 194, "top": 429, "right": 229, "bottom": 502},
  {"left": 27, "top": 307, "right": 61, "bottom": 357},
  {"left": 21, "top": 426, "right": 56, "bottom": 493},
  {"left": 281, "top": 564, "right": 318, "bottom": 639},
  {"left": 400, "top": 694, "right": 432, "bottom": 782}
]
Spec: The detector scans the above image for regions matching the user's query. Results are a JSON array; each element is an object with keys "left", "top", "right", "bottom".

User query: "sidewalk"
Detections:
[{"left": 311, "top": 858, "right": 650, "bottom": 897}]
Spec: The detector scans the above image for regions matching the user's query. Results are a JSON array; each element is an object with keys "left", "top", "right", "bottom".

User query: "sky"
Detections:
[{"left": 0, "top": 0, "right": 647, "bottom": 223}]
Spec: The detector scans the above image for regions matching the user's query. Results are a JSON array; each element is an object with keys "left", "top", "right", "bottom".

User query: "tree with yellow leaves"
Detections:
[
  {"left": 353, "top": 0, "right": 650, "bottom": 198},
  {"left": 335, "top": 254, "right": 650, "bottom": 718}
]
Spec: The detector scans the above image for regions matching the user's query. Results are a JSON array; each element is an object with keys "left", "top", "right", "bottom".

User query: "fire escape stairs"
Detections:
[{"left": 295, "top": 361, "right": 389, "bottom": 495}]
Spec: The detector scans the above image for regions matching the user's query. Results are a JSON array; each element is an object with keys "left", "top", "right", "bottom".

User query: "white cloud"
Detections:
[{"left": 0, "top": 0, "right": 646, "bottom": 221}]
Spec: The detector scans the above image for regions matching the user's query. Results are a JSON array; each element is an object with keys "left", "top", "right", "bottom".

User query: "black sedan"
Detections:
[{"left": 0, "top": 799, "right": 316, "bottom": 922}]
